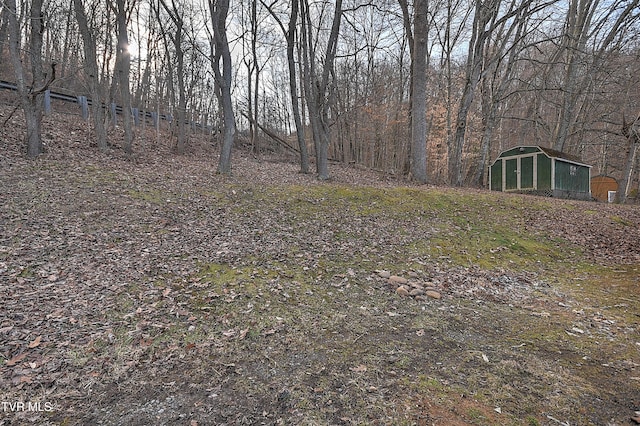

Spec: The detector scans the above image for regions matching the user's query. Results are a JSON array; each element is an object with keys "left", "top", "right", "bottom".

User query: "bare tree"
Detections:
[
  {"left": 409, "top": 0, "right": 429, "bottom": 183},
  {"left": 158, "top": 0, "right": 189, "bottom": 154},
  {"left": 5, "top": 0, "right": 52, "bottom": 157},
  {"left": 261, "top": 0, "right": 310, "bottom": 173},
  {"left": 550, "top": 0, "right": 640, "bottom": 152},
  {"left": 618, "top": 112, "right": 640, "bottom": 203},
  {"left": 242, "top": 0, "right": 261, "bottom": 155},
  {"left": 109, "top": 0, "right": 134, "bottom": 155},
  {"left": 471, "top": 1, "right": 541, "bottom": 186},
  {"left": 449, "top": 0, "right": 499, "bottom": 186},
  {"left": 209, "top": 0, "right": 235, "bottom": 175},
  {"left": 73, "top": 0, "right": 108, "bottom": 151},
  {"left": 300, "top": 0, "right": 343, "bottom": 180}
]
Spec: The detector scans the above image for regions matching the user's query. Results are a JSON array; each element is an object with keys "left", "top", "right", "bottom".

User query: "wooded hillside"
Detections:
[{"left": 1, "top": 0, "right": 639, "bottom": 197}]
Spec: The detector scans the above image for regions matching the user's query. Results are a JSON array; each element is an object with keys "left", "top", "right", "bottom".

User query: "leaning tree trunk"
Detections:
[
  {"left": 474, "top": 86, "right": 497, "bottom": 188},
  {"left": 449, "top": 0, "right": 491, "bottom": 187}
]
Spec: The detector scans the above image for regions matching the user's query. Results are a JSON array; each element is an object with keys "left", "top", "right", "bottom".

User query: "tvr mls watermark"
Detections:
[{"left": 2, "top": 401, "right": 55, "bottom": 413}]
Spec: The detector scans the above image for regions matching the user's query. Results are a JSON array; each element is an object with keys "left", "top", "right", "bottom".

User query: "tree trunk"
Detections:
[
  {"left": 300, "top": 0, "right": 342, "bottom": 180},
  {"left": 6, "top": 0, "right": 46, "bottom": 158},
  {"left": 73, "top": 0, "right": 108, "bottom": 151},
  {"left": 114, "top": 0, "right": 134, "bottom": 155},
  {"left": 552, "top": 0, "right": 593, "bottom": 152},
  {"left": 449, "top": 0, "right": 493, "bottom": 186},
  {"left": 0, "top": 12, "right": 8, "bottom": 56},
  {"left": 286, "top": 0, "right": 309, "bottom": 173},
  {"left": 617, "top": 113, "right": 640, "bottom": 203},
  {"left": 398, "top": 0, "right": 414, "bottom": 178},
  {"left": 410, "top": 0, "right": 428, "bottom": 183},
  {"left": 251, "top": 0, "right": 260, "bottom": 156},
  {"left": 159, "top": 0, "right": 188, "bottom": 154},
  {"left": 209, "top": 0, "right": 236, "bottom": 175},
  {"left": 474, "top": 84, "right": 497, "bottom": 188},
  {"left": 175, "top": 27, "right": 187, "bottom": 154},
  {"left": 472, "top": 4, "right": 529, "bottom": 187}
]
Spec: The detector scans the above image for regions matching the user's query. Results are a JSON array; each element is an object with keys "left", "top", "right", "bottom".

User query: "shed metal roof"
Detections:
[{"left": 496, "top": 146, "right": 591, "bottom": 168}]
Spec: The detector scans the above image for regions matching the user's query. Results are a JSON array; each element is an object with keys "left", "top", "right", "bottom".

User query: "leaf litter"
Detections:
[{"left": 0, "top": 107, "right": 639, "bottom": 425}]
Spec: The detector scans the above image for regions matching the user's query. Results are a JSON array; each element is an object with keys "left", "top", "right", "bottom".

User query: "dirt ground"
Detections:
[{"left": 1, "top": 107, "right": 639, "bottom": 425}]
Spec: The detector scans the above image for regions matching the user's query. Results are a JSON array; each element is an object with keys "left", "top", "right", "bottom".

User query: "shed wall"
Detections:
[
  {"left": 537, "top": 155, "right": 552, "bottom": 190},
  {"left": 555, "top": 161, "right": 590, "bottom": 193},
  {"left": 591, "top": 176, "right": 618, "bottom": 202},
  {"left": 490, "top": 162, "right": 502, "bottom": 191}
]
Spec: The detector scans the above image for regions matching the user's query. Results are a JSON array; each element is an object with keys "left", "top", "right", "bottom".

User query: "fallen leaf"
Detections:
[
  {"left": 12, "top": 374, "right": 33, "bottom": 385},
  {"left": 140, "top": 338, "right": 153, "bottom": 347},
  {"left": 6, "top": 352, "right": 28, "bottom": 366},
  {"left": 350, "top": 364, "right": 367, "bottom": 373},
  {"left": 46, "top": 308, "right": 64, "bottom": 319},
  {"left": 28, "top": 336, "right": 42, "bottom": 348}
]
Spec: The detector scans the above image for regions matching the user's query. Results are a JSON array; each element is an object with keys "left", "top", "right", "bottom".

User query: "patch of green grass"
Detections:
[
  {"left": 17, "top": 266, "right": 35, "bottom": 278},
  {"left": 126, "top": 189, "right": 168, "bottom": 204},
  {"left": 421, "top": 225, "right": 568, "bottom": 271},
  {"left": 415, "top": 374, "right": 444, "bottom": 392},
  {"left": 233, "top": 184, "right": 586, "bottom": 279},
  {"left": 256, "top": 184, "right": 454, "bottom": 220},
  {"left": 526, "top": 416, "right": 541, "bottom": 426},
  {"left": 610, "top": 215, "right": 634, "bottom": 227}
]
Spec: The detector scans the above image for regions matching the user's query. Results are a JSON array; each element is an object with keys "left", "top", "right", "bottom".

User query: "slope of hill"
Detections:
[{"left": 1, "top": 106, "right": 639, "bottom": 425}]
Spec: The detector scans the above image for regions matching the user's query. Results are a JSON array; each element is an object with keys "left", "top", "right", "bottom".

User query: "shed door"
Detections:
[
  {"left": 505, "top": 158, "right": 518, "bottom": 190},
  {"left": 520, "top": 156, "right": 534, "bottom": 189}
]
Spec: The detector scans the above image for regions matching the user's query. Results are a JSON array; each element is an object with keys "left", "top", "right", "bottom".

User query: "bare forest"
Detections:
[{"left": 1, "top": 0, "right": 639, "bottom": 194}]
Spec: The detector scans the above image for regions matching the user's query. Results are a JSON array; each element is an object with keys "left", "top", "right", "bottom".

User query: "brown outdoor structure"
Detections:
[{"left": 590, "top": 175, "right": 619, "bottom": 202}]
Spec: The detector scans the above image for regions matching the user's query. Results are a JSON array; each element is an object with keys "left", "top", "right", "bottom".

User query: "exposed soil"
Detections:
[{"left": 1, "top": 106, "right": 639, "bottom": 425}]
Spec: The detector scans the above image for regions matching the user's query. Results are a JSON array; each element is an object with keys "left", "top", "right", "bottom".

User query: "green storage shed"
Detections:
[{"left": 489, "top": 146, "right": 592, "bottom": 200}]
